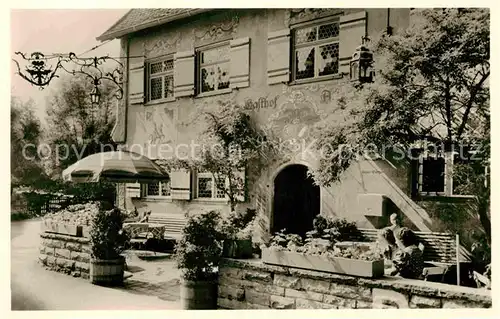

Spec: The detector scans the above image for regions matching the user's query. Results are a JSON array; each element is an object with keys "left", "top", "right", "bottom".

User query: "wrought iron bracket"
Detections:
[{"left": 12, "top": 51, "right": 124, "bottom": 100}]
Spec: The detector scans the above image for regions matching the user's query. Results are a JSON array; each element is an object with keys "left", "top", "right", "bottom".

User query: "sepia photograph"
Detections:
[{"left": 9, "top": 4, "right": 492, "bottom": 312}]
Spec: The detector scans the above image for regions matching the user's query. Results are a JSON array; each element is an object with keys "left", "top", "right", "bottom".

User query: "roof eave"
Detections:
[{"left": 96, "top": 8, "right": 213, "bottom": 41}]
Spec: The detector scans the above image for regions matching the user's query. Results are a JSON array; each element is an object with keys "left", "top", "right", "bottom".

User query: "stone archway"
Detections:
[{"left": 272, "top": 164, "right": 320, "bottom": 237}]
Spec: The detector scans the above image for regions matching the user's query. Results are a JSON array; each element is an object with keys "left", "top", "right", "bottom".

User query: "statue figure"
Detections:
[
  {"left": 377, "top": 227, "right": 398, "bottom": 261},
  {"left": 388, "top": 227, "right": 425, "bottom": 279}
]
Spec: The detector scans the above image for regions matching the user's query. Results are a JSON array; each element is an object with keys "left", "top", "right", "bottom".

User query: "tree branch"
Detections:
[
  {"left": 456, "top": 71, "right": 490, "bottom": 139},
  {"left": 444, "top": 78, "right": 453, "bottom": 143}
]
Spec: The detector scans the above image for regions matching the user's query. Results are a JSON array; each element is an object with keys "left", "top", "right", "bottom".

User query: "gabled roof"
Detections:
[{"left": 97, "top": 8, "right": 212, "bottom": 41}]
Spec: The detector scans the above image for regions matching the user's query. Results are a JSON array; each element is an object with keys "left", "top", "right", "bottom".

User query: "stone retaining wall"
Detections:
[
  {"left": 39, "top": 232, "right": 91, "bottom": 279},
  {"left": 218, "top": 259, "right": 492, "bottom": 309}
]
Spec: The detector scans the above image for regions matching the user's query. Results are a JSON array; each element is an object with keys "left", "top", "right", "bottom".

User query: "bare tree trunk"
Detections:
[{"left": 477, "top": 195, "right": 491, "bottom": 246}]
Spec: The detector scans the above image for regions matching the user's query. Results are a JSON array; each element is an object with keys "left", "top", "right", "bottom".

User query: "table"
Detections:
[
  {"left": 123, "top": 222, "right": 165, "bottom": 240},
  {"left": 123, "top": 223, "right": 149, "bottom": 238},
  {"left": 146, "top": 224, "right": 166, "bottom": 240}
]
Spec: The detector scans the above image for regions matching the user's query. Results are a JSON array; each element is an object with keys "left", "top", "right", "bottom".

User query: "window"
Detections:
[
  {"left": 197, "top": 44, "right": 230, "bottom": 94},
  {"left": 197, "top": 172, "right": 227, "bottom": 199},
  {"left": 418, "top": 155, "right": 446, "bottom": 194},
  {"left": 147, "top": 58, "right": 174, "bottom": 101},
  {"left": 145, "top": 181, "right": 171, "bottom": 197},
  {"left": 292, "top": 21, "right": 340, "bottom": 81},
  {"left": 417, "top": 147, "right": 478, "bottom": 197}
]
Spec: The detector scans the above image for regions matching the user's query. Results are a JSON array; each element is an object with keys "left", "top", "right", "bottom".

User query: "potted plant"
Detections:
[
  {"left": 221, "top": 208, "right": 257, "bottom": 259},
  {"left": 175, "top": 210, "right": 225, "bottom": 309},
  {"left": 89, "top": 202, "right": 130, "bottom": 286}
]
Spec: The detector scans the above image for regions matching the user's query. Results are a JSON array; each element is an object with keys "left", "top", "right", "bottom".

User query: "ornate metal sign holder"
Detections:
[{"left": 12, "top": 52, "right": 124, "bottom": 103}]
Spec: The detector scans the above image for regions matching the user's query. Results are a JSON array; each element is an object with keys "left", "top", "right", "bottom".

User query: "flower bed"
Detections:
[
  {"left": 41, "top": 219, "right": 86, "bottom": 237},
  {"left": 260, "top": 216, "right": 385, "bottom": 278},
  {"left": 41, "top": 202, "right": 100, "bottom": 237},
  {"left": 262, "top": 247, "right": 384, "bottom": 278}
]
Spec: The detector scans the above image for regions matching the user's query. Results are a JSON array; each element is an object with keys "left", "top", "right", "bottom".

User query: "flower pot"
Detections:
[
  {"left": 261, "top": 248, "right": 384, "bottom": 278},
  {"left": 89, "top": 256, "right": 125, "bottom": 286},
  {"left": 222, "top": 239, "right": 253, "bottom": 259},
  {"left": 180, "top": 279, "right": 218, "bottom": 309}
]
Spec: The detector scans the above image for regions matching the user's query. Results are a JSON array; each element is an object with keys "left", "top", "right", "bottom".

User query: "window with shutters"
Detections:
[
  {"left": 145, "top": 181, "right": 171, "bottom": 198},
  {"left": 196, "top": 172, "right": 227, "bottom": 199},
  {"left": 197, "top": 43, "right": 231, "bottom": 94},
  {"left": 416, "top": 148, "right": 477, "bottom": 197},
  {"left": 292, "top": 21, "right": 340, "bottom": 81},
  {"left": 146, "top": 57, "right": 174, "bottom": 102}
]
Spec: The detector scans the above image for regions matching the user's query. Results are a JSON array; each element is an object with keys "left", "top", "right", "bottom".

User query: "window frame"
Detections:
[
  {"left": 196, "top": 171, "right": 228, "bottom": 200},
  {"left": 417, "top": 149, "right": 477, "bottom": 198},
  {"left": 196, "top": 41, "right": 231, "bottom": 96},
  {"left": 143, "top": 180, "right": 172, "bottom": 199},
  {"left": 417, "top": 151, "right": 447, "bottom": 196},
  {"left": 145, "top": 55, "right": 175, "bottom": 104},
  {"left": 291, "top": 18, "right": 341, "bottom": 83}
]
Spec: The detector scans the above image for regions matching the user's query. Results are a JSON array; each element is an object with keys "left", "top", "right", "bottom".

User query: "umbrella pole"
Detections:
[{"left": 117, "top": 183, "right": 126, "bottom": 211}]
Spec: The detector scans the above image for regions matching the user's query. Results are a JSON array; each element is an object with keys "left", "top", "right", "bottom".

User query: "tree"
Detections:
[
  {"left": 193, "top": 100, "right": 271, "bottom": 212},
  {"left": 45, "top": 73, "right": 117, "bottom": 175},
  {"left": 11, "top": 97, "right": 47, "bottom": 186},
  {"left": 312, "top": 9, "right": 490, "bottom": 242}
]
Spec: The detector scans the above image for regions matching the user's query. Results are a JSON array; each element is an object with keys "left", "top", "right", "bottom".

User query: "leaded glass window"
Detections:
[
  {"left": 148, "top": 57, "right": 174, "bottom": 101},
  {"left": 293, "top": 21, "right": 340, "bottom": 81},
  {"left": 198, "top": 177, "right": 213, "bottom": 198},
  {"left": 198, "top": 44, "right": 230, "bottom": 94},
  {"left": 197, "top": 172, "right": 228, "bottom": 199},
  {"left": 146, "top": 181, "right": 171, "bottom": 197}
]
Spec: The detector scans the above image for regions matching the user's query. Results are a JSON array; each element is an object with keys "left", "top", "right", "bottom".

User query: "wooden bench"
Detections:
[
  {"left": 355, "top": 228, "right": 461, "bottom": 284},
  {"left": 148, "top": 214, "right": 187, "bottom": 240}
]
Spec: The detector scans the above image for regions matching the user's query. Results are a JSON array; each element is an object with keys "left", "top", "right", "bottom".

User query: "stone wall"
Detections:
[
  {"left": 38, "top": 232, "right": 91, "bottom": 279},
  {"left": 218, "top": 259, "right": 492, "bottom": 309}
]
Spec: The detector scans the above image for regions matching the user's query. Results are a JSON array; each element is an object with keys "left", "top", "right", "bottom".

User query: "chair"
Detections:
[
  {"left": 123, "top": 223, "right": 150, "bottom": 248},
  {"left": 473, "top": 270, "right": 491, "bottom": 289}
]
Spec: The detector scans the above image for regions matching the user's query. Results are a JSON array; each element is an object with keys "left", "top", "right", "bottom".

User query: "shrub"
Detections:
[
  {"left": 220, "top": 208, "right": 257, "bottom": 240},
  {"left": 175, "top": 211, "right": 225, "bottom": 281},
  {"left": 305, "top": 215, "right": 359, "bottom": 242},
  {"left": 11, "top": 212, "right": 31, "bottom": 221},
  {"left": 326, "top": 217, "right": 359, "bottom": 242},
  {"left": 89, "top": 202, "right": 129, "bottom": 260}
]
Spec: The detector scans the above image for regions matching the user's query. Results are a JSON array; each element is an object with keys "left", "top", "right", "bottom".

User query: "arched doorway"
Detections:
[{"left": 272, "top": 164, "right": 320, "bottom": 237}]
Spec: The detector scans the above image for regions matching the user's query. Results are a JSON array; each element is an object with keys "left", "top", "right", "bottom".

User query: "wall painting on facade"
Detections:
[
  {"left": 268, "top": 89, "right": 324, "bottom": 139},
  {"left": 194, "top": 11, "right": 240, "bottom": 42},
  {"left": 139, "top": 107, "right": 176, "bottom": 150}
]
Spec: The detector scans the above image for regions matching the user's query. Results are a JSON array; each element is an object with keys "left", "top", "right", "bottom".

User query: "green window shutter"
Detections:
[
  {"left": 230, "top": 37, "right": 251, "bottom": 89},
  {"left": 173, "top": 50, "right": 195, "bottom": 97},
  {"left": 170, "top": 168, "right": 191, "bottom": 200},
  {"left": 129, "top": 56, "right": 145, "bottom": 104},
  {"left": 126, "top": 183, "right": 141, "bottom": 198},
  {"left": 267, "top": 29, "right": 291, "bottom": 85}
]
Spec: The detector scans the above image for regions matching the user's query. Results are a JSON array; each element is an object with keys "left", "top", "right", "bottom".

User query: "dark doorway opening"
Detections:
[{"left": 272, "top": 164, "right": 320, "bottom": 238}]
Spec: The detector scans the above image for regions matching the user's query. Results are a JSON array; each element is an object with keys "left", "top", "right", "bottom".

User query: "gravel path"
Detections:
[{"left": 11, "top": 219, "right": 181, "bottom": 310}]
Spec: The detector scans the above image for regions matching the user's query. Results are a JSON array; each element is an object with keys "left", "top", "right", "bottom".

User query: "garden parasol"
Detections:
[{"left": 62, "top": 150, "right": 169, "bottom": 184}]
